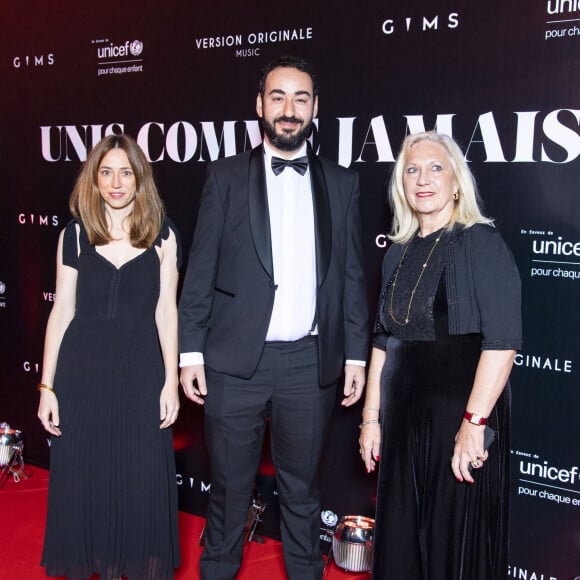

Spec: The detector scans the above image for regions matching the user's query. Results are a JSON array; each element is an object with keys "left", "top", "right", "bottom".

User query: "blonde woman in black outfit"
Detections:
[{"left": 360, "top": 131, "right": 521, "bottom": 579}]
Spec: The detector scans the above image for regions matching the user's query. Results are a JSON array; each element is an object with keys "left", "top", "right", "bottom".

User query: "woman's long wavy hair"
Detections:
[
  {"left": 69, "top": 134, "right": 165, "bottom": 247},
  {"left": 388, "top": 131, "right": 493, "bottom": 244}
]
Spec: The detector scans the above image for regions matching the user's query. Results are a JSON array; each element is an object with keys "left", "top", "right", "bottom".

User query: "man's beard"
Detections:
[{"left": 260, "top": 115, "right": 312, "bottom": 152}]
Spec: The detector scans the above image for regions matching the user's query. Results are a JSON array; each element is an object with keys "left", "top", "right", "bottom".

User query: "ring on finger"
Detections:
[{"left": 470, "top": 459, "right": 482, "bottom": 468}]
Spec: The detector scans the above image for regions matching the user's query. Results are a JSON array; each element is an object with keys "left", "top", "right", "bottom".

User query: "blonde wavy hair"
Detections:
[
  {"left": 69, "top": 134, "right": 165, "bottom": 248},
  {"left": 388, "top": 131, "right": 493, "bottom": 244}
]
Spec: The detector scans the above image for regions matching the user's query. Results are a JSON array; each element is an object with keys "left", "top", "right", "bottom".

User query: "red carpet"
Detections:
[{"left": 0, "top": 468, "right": 369, "bottom": 579}]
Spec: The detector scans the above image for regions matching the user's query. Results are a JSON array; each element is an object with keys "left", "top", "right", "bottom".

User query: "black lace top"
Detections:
[{"left": 377, "top": 228, "right": 448, "bottom": 342}]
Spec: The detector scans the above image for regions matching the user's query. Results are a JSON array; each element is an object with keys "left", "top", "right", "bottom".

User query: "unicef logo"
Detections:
[
  {"left": 321, "top": 510, "right": 338, "bottom": 527},
  {"left": 0, "top": 281, "right": 5, "bottom": 295},
  {"left": 130, "top": 40, "right": 143, "bottom": 56}
]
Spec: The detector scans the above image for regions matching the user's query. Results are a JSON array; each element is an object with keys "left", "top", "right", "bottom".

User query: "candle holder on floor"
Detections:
[
  {"left": 327, "top": 515, "right": 374, "bottom": 573},
  {"left": 0, "top": 422, "right": 29, "bottom": 488}
]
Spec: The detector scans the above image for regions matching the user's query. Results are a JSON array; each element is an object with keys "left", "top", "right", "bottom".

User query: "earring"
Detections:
[{"left": 453, "top": 191, "right": 459, "bottom": 201}]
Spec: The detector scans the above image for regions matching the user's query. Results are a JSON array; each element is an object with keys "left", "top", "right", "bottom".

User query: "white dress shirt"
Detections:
[{"left": 263, "top": 142, "right": 317, "bottom": 341}]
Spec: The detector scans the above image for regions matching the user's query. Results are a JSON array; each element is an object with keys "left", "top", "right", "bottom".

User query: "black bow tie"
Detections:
[{"left": 271, "top": 155, "right": 309, "bottom": 176}]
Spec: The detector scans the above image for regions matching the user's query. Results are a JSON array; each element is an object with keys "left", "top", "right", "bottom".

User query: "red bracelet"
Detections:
[{"left": 464, "top": 411, "right": 487, "bottom": 425}]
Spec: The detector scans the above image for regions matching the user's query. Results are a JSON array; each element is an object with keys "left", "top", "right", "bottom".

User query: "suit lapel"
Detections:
[
  {"left": 248, "top": 145, "right": 274, "bottom": 280},
  {"left": 308, "top": 148, "right": 332, "bottom": 287},
  {"left": 249, "top": 144, "right": 331, "bottom": 286}
]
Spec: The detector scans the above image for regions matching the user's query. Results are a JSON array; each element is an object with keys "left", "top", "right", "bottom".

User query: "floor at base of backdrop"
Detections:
[{"left": 0, "top": 467, "right": 369, "bottom": 580}]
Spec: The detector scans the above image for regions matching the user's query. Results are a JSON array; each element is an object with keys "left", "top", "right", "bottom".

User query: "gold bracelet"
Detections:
[
  {"left": 37, "top": 383, "right": 55, "bottom": 395},
  {"left": 359, "top": 419, "right": 380, "bottom": 429}
]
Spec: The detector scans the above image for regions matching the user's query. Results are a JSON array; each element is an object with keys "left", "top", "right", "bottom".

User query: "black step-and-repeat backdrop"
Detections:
[{"left": 1, "top": 1, "right": 578, "bottom": 577}]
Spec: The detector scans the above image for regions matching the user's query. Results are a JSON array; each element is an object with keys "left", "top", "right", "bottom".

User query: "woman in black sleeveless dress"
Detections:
[
  {"left": 359, "top": 131, "right": 521, "bottom": 579},
  {"left": 38, "top": 134, "right": 181, "bottom": 580}
]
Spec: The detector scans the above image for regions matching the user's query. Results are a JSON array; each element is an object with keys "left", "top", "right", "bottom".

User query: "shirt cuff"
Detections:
[
  {"left": 179, "top": 352, "right": 204, "bottom": 368},
  {"left": 346, "top": 359, "right": 366, "bottom": 367}
]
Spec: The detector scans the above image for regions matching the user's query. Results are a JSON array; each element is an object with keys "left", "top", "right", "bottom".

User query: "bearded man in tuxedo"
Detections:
[{"left": 179, "top": 56, "right": 369, "bottom": 580}]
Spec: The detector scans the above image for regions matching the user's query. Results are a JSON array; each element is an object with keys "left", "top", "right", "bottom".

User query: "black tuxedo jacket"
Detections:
[{"left": 179, "top": 144, "right": 369, "bottom": 386}]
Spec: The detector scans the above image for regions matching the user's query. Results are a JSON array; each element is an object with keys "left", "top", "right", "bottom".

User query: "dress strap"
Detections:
[
  {"left": 155, "top": 217, "right": 182, "bottom": 269},
  {"left": 62, "top": 220, "right": 81, "bottom": 269}
]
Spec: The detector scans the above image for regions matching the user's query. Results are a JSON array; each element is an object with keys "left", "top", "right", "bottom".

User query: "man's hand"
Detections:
[
  {"left": 341, "top": 364, "right": 366, "bottom": 406},
  {"left": 180, "top": 364, "right": 207, "bottom": 405}
]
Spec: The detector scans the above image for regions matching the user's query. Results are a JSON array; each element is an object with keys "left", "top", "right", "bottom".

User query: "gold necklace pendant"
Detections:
[{"left": 388, "top": 232, "right": 442, "bottom": 326}]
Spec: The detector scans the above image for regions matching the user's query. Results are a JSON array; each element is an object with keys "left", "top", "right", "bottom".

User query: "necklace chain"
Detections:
[{"left": 388, "top": 232, "right": 443, "bottom": 326}]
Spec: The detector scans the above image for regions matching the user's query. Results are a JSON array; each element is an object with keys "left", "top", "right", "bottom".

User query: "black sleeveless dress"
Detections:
[
  {"left": 41, "top": 219, "right": 181, "bottom": 580},
  {"left": 372, "top": 228, "right": 509, "bottom": 579}
]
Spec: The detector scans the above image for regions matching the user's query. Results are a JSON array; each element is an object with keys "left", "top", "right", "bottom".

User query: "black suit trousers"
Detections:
[{"left": 200, "top": 336, "right": 336, "bottom": 580}]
